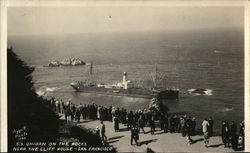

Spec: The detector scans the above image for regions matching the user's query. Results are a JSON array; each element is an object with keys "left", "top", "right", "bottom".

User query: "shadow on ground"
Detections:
[
  {"left": 118, "top": 127, "right": 129, "bottom": 132},
  {"left": 208, "top": 144, "right": 224, "bottom": 148},
  {"left": 108, "top": 136, "right": 124, "bottom": 141},
  {"left": 139, "top": 139, "right": 157, "bottom": 145},
  {"left": 108, "top": 140, "right": 119, "bottom": 144},
  {"left": 191, "top": 138, "right": 204, "bottom": 144}
]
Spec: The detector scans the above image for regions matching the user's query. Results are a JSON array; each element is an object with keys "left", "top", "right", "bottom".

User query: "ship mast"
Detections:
[
  {"left": 87, "top": 61, "right": 93, "bottom": 85},
  {"left": 89, "top": 61, "right": 93, "bottom": 76}
]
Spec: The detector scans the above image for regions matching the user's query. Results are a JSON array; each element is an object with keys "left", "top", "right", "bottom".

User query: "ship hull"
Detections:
[{"left": 71, "top": 84, "right": 179, "bottom": 100}]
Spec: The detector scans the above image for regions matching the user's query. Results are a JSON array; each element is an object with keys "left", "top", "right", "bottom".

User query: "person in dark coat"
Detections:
[
  {"left": 239, "top": 121, "right": 244, "bottom": 149},
  {"left": 230, "top": 121, "right": 238, "bottom": 151},
  {"left": 131, "top": 126, "right": 139, "bottom": 146},
  {"left": 221, "top": 121, "right": 230, "bottom": 148},
  {"left": 163, "top": 114, "right": 169, "bottom": 133},
  {"left": 65, "top": 105, "right": 71, "bottom": 121},
  {"left": 138, "top": 115, "right": 145, "bottom": 134},
  {"left": 185, "top": 117, "right": 193, "bottom": 144},
  {"left": 150, "top": 116, "right": 155, "bottom": 135},
  {"left": 146, "top": 112, "right": 152, "bottom": 127},
  {"left": 121, "top": 108, "right": 127, "bottom": 124},
  {"left": 113, "top": 116, "right": 119, "bottom": 132},
  {"left": 69, "top": 103, "right": 76, "bottom": 120},
  {"left": 108, "top": 106, "right": 113, "bottom": 121},
  {"left": 159, "top": 113, "right": 165, "bottom": 130},
  {"left": 186, "top": 116, "right": 192, "bottom": 136},
  {"left": 127, "top": 111, "right": 134, "bottom": 129},
  {"left": 81, "top": 104, "right": 87, "bottom": 120},
  {"left": 175, "top": 115, "right": 181, "bottom": 133},
  {"left": 75, "top": 108, "right": 81, "bottom": 123},
  {"left": 208, "top": 117, "right": 214, "bottom": 137},
  {"left": 134, "top": 111, "right": 140, "bottom": 125},
  {"left": 191, "top": 117, "right": 196, "bottom": 136},
  {"left": 169, "top": 115, "right": 175, "bottom": 133}
]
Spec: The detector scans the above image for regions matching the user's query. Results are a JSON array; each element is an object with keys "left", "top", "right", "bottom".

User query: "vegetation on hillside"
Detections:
[
  {"left": 8, "top": 47, "right": 116, "bottom": 152},
  {"left": 8, "top": 47, "right": 60, "bottom": 150}
]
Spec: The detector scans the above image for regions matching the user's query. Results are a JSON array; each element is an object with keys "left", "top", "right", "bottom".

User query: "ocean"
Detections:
[{"left": 8, "top": 28, "right": 244, "bottom": 133}]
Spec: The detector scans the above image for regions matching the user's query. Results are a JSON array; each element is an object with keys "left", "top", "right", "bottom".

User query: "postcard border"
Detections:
[{"left": 1, "top": 0, "right": 249, "bottom": 152}]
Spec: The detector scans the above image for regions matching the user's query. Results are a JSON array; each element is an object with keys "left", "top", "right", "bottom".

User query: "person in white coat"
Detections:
[{"left": 202, "top": 118, "right": 210, "bottom": 147}]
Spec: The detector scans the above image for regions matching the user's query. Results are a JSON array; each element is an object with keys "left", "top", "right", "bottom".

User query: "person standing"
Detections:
[
  {"left": 191, "top": 117, "right": 196, "bottom": 136},
  {"left": 130, "top": 126, "right": 139, "bottom": 146},
  {"left": 230, "top": 121, "right": 238, "bottom": 151},
  {"left": 202, "top": 118, "right": 210, "bottom": 147},
  {"left": 159, "top": 113, "right": 165, "bottom": 131},
  {"left": 70, "top": 104, "right": 76, "bottom": 120},
  {"left": 185, "top": 117, "right": 193, "bottom": 145},
  {"left": 55, "top": 99, "right": 59, "bottom": 113},
  {"left": 150, "top": 116, "right": 155, "bottom": 135},
  {"left": 97, "top": 105, "right": 101, "bottom": 120},
  {"left": 59, "top": 99, "right": 63, "bottom": 113},
  {"left": 138, "top": 115, "right": 145, "bottom": 134},
  {"left": 107, "top": 106, "right": 112, "bottom": 121},
  {"left": 180, "top": 116, "right": 186, "bottom": 137},
  {"left": 81, "top": 104, "right": 87, "bottom": 120},
  {"left": 127, "top": 111, "right": 134, "bottom": 129},
  {"left": 175, "top": 115, "right": 181, "bottom": 133},
  {"left": 239, "top": 121, "right": 244, "bottom": 149},
  {"left": 173, "top": 115, "right": 178, "bottom": 133},
  {"left": 100, "top": 121, "right": 107, "bottom": 144},
  {"left": 169, "top": 115, "right": 175, "bottom": 133},
  {"left": 75, "top": 107, "right": 81, "bottom": 123},
  {"left": 113, "top": 116, "right": 119, "bottom": 132},
  {"left": 221, "top": 121, "right": 230, "bottom": 148},
  {"left": 65, "top": 105, "right": 71, "bottom": 121},
  {"left": 163, "top": 114, "right": 169, "bottom": 133},
  {"left": 208, "top": 117, "right": 214, "bottom": 137},
  {"left": 95, "top": 126, "right": 100, "bottom": 137},
  {"left": 134, "top": 110, "right": 140, "bottom": 125}
]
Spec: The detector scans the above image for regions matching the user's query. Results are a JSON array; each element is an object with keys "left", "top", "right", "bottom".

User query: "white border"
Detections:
[
  {"left": 1, "top": 0, "right": 249, "bottom": 152},
  {"left": 3, "top": 0, "right": 249, "bottom": 7},
  {"left": 0, "top": 0, "right": 8, "bottom": 152},
  {"left": 244, "top": 2, "right": 250, "bottom": 152}
]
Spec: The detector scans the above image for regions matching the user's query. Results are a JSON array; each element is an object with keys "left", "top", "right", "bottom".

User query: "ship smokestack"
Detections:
[{"left": 123, "top": 72, "right": 127, "bottom": 83}]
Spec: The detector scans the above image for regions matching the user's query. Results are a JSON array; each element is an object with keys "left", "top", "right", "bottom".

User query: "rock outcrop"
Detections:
[
  {"left": 46, "top": 58, "right": 85, "bottom": 67},
  {"left": 48, "top": 60, "right": 60, "bottom": 67}
]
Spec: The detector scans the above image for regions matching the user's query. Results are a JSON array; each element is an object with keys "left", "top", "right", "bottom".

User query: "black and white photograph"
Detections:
[{"left": 1, "top": 0, "right": 249, "bottom": 152}]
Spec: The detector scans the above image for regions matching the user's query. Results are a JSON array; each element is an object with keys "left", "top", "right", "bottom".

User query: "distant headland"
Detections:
[{"left": 44, "top": 58, "right": 86, "bottom": 67}]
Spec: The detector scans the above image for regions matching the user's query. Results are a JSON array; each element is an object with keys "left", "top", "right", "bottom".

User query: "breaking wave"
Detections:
[
  {"left": 36, "top": 89, "right": 47, "bottom": 96},
  {"left": 36, "top": 86, "right": 60, "bottom": 96},
  {"left": 188, "top": 88, "right": 213, "bottom": 96},
  {"left": 220, "top": 107, "right": 234, "bottom": 112},
  {"left": 46, "top": 87, "right": 60, "bottom": 92},
  {"left": 214, "top": 50, "right": 224, "bottom": 54}
]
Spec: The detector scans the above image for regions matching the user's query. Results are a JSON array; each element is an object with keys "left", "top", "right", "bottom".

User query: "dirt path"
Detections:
[{"left": 74, "top": 119, "right": 234, "bottom": 152}]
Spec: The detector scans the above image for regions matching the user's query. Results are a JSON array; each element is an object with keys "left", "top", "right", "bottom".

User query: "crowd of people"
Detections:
[
  {"left": 221, "top": 120, "right": 244, "bottom": 150},
  {"left": 44, "top": 97, "right": 245, "bottom": 150},
  {"left": 201, "top": 118, "right": 245, "bottom": 150}
]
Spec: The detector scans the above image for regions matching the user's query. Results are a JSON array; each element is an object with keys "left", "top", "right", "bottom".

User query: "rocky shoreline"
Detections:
[{"left": 45, "top": 58, "right": 85, "bottom": 67}]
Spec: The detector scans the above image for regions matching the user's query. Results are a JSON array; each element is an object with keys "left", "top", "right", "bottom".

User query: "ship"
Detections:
[{"left": 70, "top": 63, "right": 179, "bottom": 100}]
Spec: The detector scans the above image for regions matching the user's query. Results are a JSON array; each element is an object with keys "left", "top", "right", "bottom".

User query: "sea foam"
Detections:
[{"left": 187, "top": 88, "right": 213, "bottom": 96}]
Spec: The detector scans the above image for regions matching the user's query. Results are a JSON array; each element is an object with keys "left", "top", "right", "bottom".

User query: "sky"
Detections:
[{"left": 7, "top": 7, "right": 244, "bottom": 35}]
